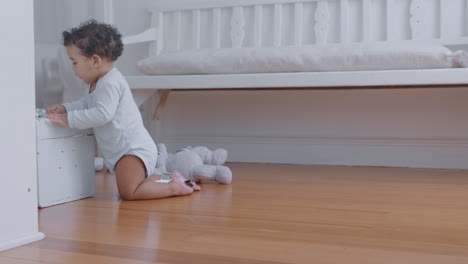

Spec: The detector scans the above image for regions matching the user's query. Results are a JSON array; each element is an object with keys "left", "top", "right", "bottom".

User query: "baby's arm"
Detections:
[
  {"left": 46, "top": 98, "right": 86, "bottom": 127},
  {"left": 63, "top": 97, "right": 87, "bottom": 112},
  {"left": 46, "top": 97, "right": 86, "bottom": 115},
  {"left": 67, "top": 83, "right": 120, "bottom": 129}
]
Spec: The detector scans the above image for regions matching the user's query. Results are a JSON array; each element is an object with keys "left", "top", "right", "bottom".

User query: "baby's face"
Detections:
[{"left": 66, "top": 44, "right": 97, "bottom": 84}]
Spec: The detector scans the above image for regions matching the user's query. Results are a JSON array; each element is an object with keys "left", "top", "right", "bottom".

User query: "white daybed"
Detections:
[{"left": 122, "top": 0, "right": 468, "bottom": 108}]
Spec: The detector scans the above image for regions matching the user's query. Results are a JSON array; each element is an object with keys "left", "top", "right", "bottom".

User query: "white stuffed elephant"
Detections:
[{"left": 154, "top": 143, "right": 232, "bottom": 184}]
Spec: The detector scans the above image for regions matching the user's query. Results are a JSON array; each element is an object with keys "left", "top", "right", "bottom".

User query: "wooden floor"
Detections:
[{"left": 2, "top": 163, "right": 468, "bottom": 263}]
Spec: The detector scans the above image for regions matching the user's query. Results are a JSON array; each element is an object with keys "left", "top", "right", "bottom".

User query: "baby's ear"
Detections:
[{"left": 91, "top": 54, "right": 101, "bottom": 65}]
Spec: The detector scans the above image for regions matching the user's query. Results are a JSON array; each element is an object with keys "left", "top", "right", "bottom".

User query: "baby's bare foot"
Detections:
[{"left": 170, "top": 171, "right": 201, "bottom": 196}]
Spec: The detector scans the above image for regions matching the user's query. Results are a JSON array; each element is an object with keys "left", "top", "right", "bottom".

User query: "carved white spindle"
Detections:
[
  {"left": 254, "top": 5, "right": 263, "bottom": 47},
  {"left": 230, "top": 7, "right": 245, "bottom": 48},
  {"left": 155, "top": 12, "right": 163, "bottom": 56},
  {"left": 192, "top": 9, "right": 201, "bottom": 49},
  {"left": 363, "top": 0, "right": 371, "bottom": 42},
  {"left": 213, "top": 8, "right": 221, "bottom": 49},
  {"left": 103, "top": 0, "right": 114, "bottom": 24},
  {"left": 386, "top": 0, "right": 396, "bottom": 41},
  {"left": 294, "top": 2, "right": 303, "bottom": 46},
  {"left": 314, "top": 1, "right": 330, "bottom": 44},
  {"left": 340, "top": 0, "right": 349, "bottom": 43},
  {"left": 274, "top": 4, "right": 282, "bottom": 46},
  {"left": 466, "top": 0, "right": 468, "bottom": 36},
  {"left": 410, "top": 0, "right": 426, "bottom": 39},
  {"left": 440, "top": 0, "right": 447, "bottom": 38},
  {"left": 176, "top": 11, "right": 181, "bottom": 50}
]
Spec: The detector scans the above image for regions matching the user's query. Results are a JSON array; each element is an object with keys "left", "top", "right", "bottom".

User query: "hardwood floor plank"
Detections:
[
  {"left": 1, "top": 247, "right": 161, "bottom": 264},
  {"left": 2, "top": 163, "right": 468, "bottom": 263},
  {"left": 0, "top": 255, "right": 46, "bottom": 264},
  {"left": 35, "top": 205, "right": 468, "bottom": 257}
]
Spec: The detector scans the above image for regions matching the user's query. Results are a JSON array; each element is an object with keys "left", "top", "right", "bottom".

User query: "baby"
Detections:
[{"left": 46, "top": 20, "right": 200, "bottom": 200}]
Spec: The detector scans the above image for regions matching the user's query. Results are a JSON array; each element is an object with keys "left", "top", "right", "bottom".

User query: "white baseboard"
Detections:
[
  {"left": 0, "top": 232, "right": 45, "bottom": 252},
  {"left": 162, "top": 136, "right": 468, "bottom": 169}
]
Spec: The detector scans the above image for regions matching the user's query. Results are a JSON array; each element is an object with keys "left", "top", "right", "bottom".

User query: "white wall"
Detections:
[
  {"left": 0, "top": 0, "right": 44, "bottom": 252},
  {"left": 157, "top": 88, "right": 468, "bottom": 169}
]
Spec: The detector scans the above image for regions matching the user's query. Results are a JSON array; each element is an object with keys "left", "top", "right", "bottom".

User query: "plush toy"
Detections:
[{"left": 154, "top": 143, "right": 232, "bottom": 184}]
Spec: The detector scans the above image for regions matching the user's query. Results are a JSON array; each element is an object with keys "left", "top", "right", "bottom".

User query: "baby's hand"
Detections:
[
  {"left": 47, "top": 104, "right": 66, "bottom": 114},
  {"left": 45, "top": 113, "right": 69, "bottom": 127}
]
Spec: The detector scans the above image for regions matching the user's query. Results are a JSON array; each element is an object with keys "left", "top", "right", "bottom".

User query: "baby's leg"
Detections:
[{"left": 114, "top": 155, "right": 200, "bottom": 201}]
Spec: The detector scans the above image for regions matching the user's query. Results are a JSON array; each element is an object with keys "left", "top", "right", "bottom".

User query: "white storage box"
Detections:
[{"left": 36, "top": 117, "right": 95, "bottom": 208}]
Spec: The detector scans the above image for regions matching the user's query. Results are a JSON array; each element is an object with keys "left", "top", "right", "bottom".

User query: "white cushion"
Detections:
[{"left": 136, "top": 43, "right": 465, "bottom": 75}]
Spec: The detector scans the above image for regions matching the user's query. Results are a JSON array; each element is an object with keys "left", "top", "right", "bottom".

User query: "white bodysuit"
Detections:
[{"left": 64, "top": 67, "right": 158, "bottom": 175}]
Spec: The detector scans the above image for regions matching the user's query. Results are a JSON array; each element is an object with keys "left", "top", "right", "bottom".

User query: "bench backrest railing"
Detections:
[{"left": 147, "top": 0, "right": 468, "bottom": 55}]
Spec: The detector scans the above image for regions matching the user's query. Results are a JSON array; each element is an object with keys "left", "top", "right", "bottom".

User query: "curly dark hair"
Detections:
[{"left": 63, "top": 19, "right": 124, "bottom": 61}]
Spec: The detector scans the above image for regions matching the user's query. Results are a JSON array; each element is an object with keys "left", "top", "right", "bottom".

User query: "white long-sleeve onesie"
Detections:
[{"left": 64, "top": 68, "right": 157, "bottom": 175}]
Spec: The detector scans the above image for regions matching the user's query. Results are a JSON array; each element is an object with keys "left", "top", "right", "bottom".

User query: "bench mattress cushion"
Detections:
[{"left": 136, "top": 43, "right": 467, "bottom": 75}]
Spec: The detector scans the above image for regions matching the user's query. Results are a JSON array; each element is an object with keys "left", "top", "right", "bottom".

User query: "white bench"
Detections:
[
  {"left": 121, "top": 0, "right": 468, "bottom": 125},
  {"left": 123, "top": 0, "right": 468, "bottom": 89}
]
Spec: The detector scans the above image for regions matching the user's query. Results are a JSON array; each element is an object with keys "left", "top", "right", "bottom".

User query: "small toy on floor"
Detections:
[
  {"left": 154, "top": 172, "right": 172, "bottom": 183},
  {"left": 154, "top": 143, "right": 232, "bottom": 184},
  {"left": 154, "top": 172, "right": 196, "bottom": 187},
  {"left": 36, "top": 108, "right": 47, "bottom": 117}
]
